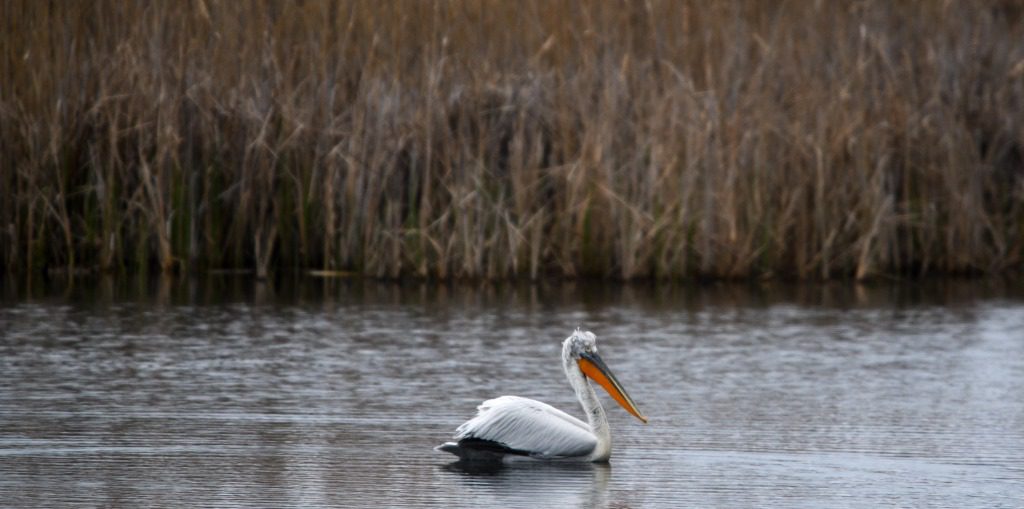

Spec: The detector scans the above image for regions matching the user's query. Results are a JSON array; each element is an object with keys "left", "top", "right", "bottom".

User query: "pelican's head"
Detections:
[{"left": 564, "top": 329, "right": 648, "bottom": 423}]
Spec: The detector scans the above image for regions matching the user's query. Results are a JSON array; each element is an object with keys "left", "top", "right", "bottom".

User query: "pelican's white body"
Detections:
[{"left": 437, "top": 330, "right": 616, "bottom": 462}]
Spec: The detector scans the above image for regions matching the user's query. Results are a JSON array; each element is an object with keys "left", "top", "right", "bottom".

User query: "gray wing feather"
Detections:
[{"left": 454, "top": 395, "right": 597, "bottom": 458}]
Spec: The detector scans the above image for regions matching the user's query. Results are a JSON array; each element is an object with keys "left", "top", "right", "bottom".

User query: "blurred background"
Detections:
[{"left": 3, "top": 0, "right": 1023, "bottom": 281}]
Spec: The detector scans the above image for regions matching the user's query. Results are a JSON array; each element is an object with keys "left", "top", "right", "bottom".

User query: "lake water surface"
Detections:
[{"left": 1, "top": 278, "right": 1022, "bottom": 508}]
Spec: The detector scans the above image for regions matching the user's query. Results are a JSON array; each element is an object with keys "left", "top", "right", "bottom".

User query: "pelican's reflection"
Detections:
[{"left": 441, "top": 460, "right": 611, "bottom": 508}]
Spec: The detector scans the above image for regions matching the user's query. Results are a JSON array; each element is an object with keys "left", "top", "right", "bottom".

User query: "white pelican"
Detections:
[{"left": 437, "top": 329, "right": 647, "bottom": 462}]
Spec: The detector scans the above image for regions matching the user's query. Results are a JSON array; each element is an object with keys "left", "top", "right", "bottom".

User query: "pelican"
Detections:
[{"left": 437, "top": 329, "right": 647, "bottom": 462}]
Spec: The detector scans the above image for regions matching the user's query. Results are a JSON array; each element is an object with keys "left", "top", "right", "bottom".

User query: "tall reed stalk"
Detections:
[{"left": 2, "top": 1, "right": 1023, "bottom": 279}]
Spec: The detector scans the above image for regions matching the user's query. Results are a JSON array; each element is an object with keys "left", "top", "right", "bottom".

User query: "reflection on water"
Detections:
[
  {"left": 1, "top": 277, "right": 1023, "bottom": 508},
  {"left": 444, "top": 461, "right": 612, "bottom": 508}
]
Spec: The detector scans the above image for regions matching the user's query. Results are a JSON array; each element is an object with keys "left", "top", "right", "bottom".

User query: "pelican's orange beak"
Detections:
[{"left": 578, "top": 351, "right": 648, "bottom": 423}]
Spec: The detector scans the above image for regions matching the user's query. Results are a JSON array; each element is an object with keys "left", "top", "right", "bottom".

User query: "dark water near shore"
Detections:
[{"left": 1, "top": 277, "right": 1022, "bottom": 508}]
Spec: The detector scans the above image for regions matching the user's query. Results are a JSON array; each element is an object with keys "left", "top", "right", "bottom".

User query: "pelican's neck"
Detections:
[{"left": 563, "top": 347, "right": 611, "bottom": 460}]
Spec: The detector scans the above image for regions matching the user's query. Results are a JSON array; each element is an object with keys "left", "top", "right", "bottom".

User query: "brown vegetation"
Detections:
[{"left": 2, "top": 1, "right": 1023, "bottom": 279}]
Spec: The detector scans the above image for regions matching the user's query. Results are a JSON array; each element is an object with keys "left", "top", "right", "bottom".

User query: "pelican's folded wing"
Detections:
[{"left": 453, "top": 395, "right": 597, "bottom": 459}]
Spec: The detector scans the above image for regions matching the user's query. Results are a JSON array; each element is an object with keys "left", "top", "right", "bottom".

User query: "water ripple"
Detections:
[{"left": 1, "top": 282, "right": 1022, "bottom": 508}]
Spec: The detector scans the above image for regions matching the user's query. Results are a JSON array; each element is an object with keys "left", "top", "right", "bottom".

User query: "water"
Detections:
[{"left": 1, "top": 278, "right": 1022, "bottom": 508}]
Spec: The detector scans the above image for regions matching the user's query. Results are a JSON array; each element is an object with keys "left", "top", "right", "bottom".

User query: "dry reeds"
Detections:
[{"left": 2, "top": 1, "right": 1023, "bottom": 279}]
